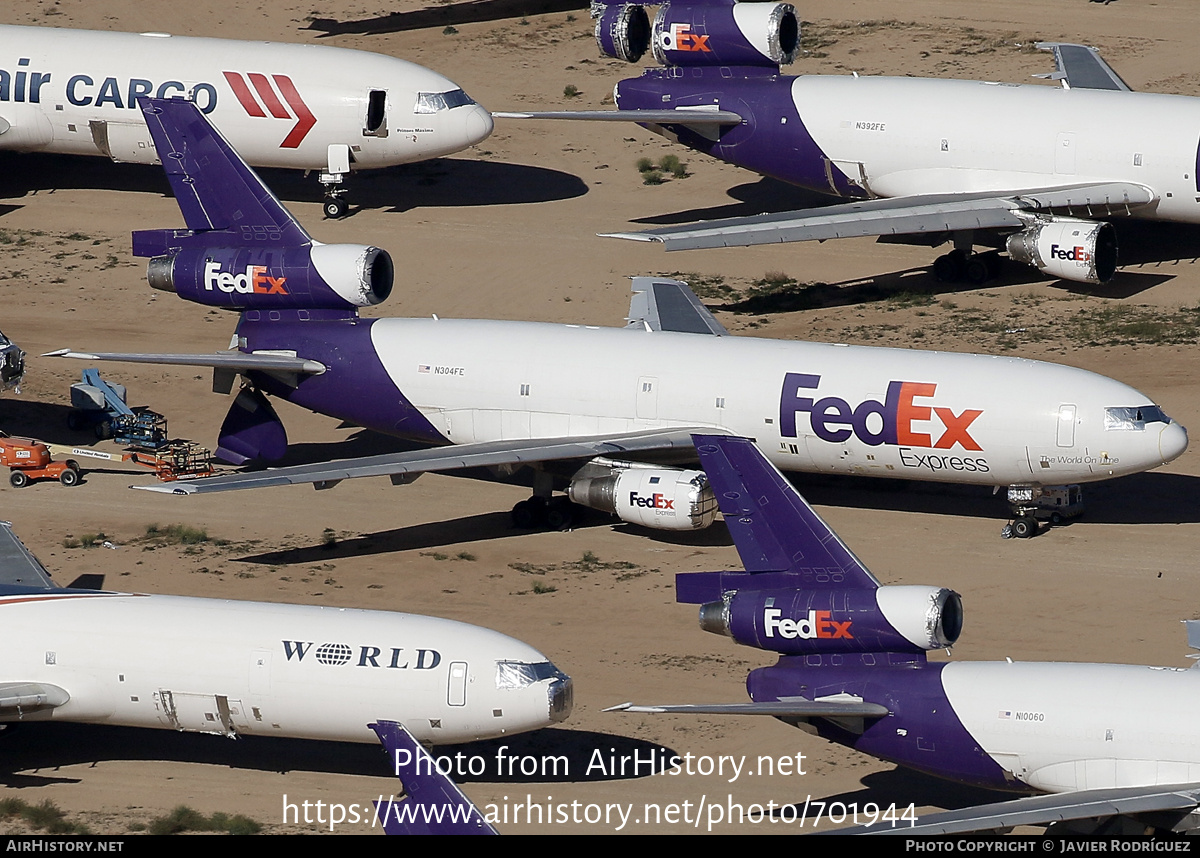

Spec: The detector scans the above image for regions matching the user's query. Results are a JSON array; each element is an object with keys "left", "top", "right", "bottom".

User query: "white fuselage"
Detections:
[
  {"left": 0, "top": 25, "right": 493, "bottom": 170},
  {"left": 797, "top": 76, "right": 1200, "bottom": 221},
  {"left": 368, "top": 318, "right": 1186, "bottom": 487},
  {"left": 945, "top": 662, "right": 1200, "bottom": 792},
  {"left": 0, "top": 590, "right": 565, "bottom": 744}
]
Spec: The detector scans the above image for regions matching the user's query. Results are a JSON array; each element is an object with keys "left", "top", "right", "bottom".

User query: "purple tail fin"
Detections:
[
  {"left": 678, "top": 435, "right": 880, "bottom": 602},
  {"left": 370, "top": 721, "right": 498, "bottom": 836},
  {"left": 133, "top": 97, "right": 311, "bottom": 255}
]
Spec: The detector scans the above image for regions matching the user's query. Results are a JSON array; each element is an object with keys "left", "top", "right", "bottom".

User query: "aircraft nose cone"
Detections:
[
  {"left": 1160, "top": 420, "right": 1188, "bottom": 464},
  {"left": 466, "top": 105, "right": 493, "bottom": 146}
]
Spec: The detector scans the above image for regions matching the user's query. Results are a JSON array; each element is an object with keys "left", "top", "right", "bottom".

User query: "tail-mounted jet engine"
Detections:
[
  {"left": 698, "top": 585, "right": 962, "bottom": 655},
  {"left": 568, "top": 461, "right": 718, "bottom": 530},
  {"left": 142, "top": 243, "right": 394, "bottom": 310},
  {"left": 1005, "top": 216, "right": 1117, "bottom": 285},
  {"left": 593, "top": 1, "right": 800, "bottom": 68}
]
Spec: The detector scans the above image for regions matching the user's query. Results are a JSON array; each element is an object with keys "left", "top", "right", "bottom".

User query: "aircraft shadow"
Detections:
[
  {"left": 306, "top": 0, "right": 590, "bottom": 37},
  {"left": 0, "top": 723, "right": 673, "bottom": 786},
  {"left": 0, "top": 153, "right": 587, "bottom": 213},
  {"left": 235, "top": 509, "right": 612, "bottom": 566},
  {"left": 631, "top": 176, "right": 832, "bottom": 226},
  {"left": 793, "top": 470, "right": 1200, "bottom": 527},
  {"left": 794, "top": 767, "right": 1020, "bottom": 825}
]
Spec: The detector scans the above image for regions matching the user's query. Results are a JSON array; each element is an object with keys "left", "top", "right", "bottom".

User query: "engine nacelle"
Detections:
[
  {"left": 649, "top": 1, "right": 799, "bottom": 68},
  {"left": 698, "top": 585, "right": 962, "bottom": 654},
  {"left": 593, "top": 2, "right": 651, "bottom": 62},
  {"left": 568, "top": 465, "right": 717, "bottom": 530},
  {"left": 1005, "top": 217, "right": 1117, "bottom": 285},
  {"left": 145, "top": 243, "right": 393, "bottom": 310}
]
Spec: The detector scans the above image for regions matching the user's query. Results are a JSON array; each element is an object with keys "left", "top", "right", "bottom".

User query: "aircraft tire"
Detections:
[
  {"left": 324, "top": 198, "right": 348, "bottom": 219},
  {"left": 1011, "top": 516, "right": 1038, "bottom": 539},
  {"left": 933, "top": 252, "right": 965, "bottom": 283},
  {"left": 546, "top": 499, "right": 576, "bottom": 531}
]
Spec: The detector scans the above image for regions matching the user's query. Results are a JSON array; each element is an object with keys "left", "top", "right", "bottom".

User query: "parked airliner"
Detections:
[
  {"left": 50, "top": 98, "right": 1187, "bottom": 538},
  {"left": 613, "top": 435, "right": 1200, "bottom": 835},
  {"left": 0, "top": 521, "right": 571, "bottom": 745},
  {"left": 501, "top": 1, "right": 1198, "bottom": 285},
  {"left": 0, "top": 24, "right": 494, "bottom": 216}
]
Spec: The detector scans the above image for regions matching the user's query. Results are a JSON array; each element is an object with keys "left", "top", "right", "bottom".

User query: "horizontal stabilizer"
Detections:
[
  {"left": 1035, "top": 42, "right": 1133, "bottom": 92},
  {"left": 494, "top": 108, "right": 742, "bottom": 126},
  {"left": 826, "top": 783, "right": 1200, "bottom": 835},
  {"left": 370, "top": 721, "right": 497, "bottom": 835},
  {"left": 0, "top": 682, "right": 70, "bottom": 713},
  {"left": 626, "top": 277, "right": 727, "bottom": 335},
  {"left": 606, "top": 182, "right": 1155, "bottom": 251},
  {"left": 137, "top": 97, "right": 311, "bottom": 245},
  {"left": 135, "top": 428, "right": 712, "bottom": 495},
  {"left": 689, "top": 434, "right": 879, "bottom": 587},
  {"left": 607, "top": 698, "right": 889, "bottom": 717},
  {"left": 0, "top": 522, "right": 57, "bottom": 590},
  {"left": 44, "top": 349, "right": 326, "bottom": 376}
]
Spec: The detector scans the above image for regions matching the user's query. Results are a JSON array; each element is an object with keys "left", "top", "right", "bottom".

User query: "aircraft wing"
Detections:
[
  {"left": 0, "top": 521, "right": 58, "bottom": 590},
  {"left": 604, "top": 182, "right": 1156, "bottom": 251},
  {"left": 607, "top": 698, "right": 890, "bottom": 718},
  {"left": 495, "top": 108, "right": 743, "bottom": 127},
  {"left": 44, "top": 348, "right": 326, "bottom": 375},
  {"left": 135, "top": 427, "right": 713, "bottom": 495},
  {"left": 371, "top": 721, "right": 497, "bottom": 835},
  {"left": 826, "top": 784, "right": 1200, "bottom": 836},
  {"left": 1035, "top": 42, "right": 1133, "bottom": 92}
]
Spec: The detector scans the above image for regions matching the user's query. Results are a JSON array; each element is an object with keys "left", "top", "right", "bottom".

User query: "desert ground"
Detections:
[{"left": 1, "top": 0, "right": 1200, "bottom": 835}]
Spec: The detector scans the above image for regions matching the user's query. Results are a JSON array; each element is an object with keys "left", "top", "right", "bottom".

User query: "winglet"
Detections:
[
  {"left": 676, "top": 435, "right": 880, "bottom": 602},
  {"left": 132, "top": 97, "right": 311, "bottom": 257},
  {"left": 370, "top": 721, "right": 497, "bottom": 835},
  {"left": 1034, "top": 42, "right": 1133, "bottom": 92}
]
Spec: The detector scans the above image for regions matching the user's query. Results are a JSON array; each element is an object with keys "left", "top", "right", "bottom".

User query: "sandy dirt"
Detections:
[{"left": 1, "top": 0, "right": 1199, "bottom": 835}]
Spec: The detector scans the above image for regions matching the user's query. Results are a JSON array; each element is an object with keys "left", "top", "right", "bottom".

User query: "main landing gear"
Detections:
[
  {"left": 511, "top": 496, "right": 579, "bottom": 531},
  {"left": 933, "top": 249, "right": 1004, "bottom": 285}
]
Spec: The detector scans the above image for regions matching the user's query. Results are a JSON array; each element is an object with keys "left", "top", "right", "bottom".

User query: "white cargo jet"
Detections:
[
  {"left": 51, "top": 98, "right": 1189, "bottom": 539},
  {"left": 0, "top": 521, "right": 571, "bottom": 745},
  {"left": 0, "top": 24, "right": 494, "bottom": 216},
  {"left": 503, "top": 1, "right": 1200, "bottom": 284}
]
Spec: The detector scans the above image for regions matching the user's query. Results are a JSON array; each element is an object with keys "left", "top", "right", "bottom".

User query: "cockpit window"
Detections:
[
  {"left": 495, "top": 660, "right": 560, "bottom": 689},
  {"left": 1105, "top": 405, "right": 1170, "bottom": 430},
  {"left": 414, "top": 89, "right": 476, "bottom": 114}
]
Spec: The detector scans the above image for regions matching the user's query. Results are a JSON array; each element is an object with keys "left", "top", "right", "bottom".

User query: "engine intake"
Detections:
[
  {"left": 699, "top": 585, "right": 962, "bottom": 654},
  {"left": 651, "top": 1, "right": 799, "bottom": 68},
  {"left": 1005, "top": 217, "right": 1117, "bottom": 284},
  {"left": 593, "top": 3, "right": 651, "bottom": 62},
  {"left": 146, "top": 243, "right": 393, "bottom": 310}
]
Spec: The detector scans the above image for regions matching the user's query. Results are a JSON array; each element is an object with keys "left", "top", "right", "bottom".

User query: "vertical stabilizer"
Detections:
[
  {"left": 370, "top": 721, "right": 497, "bottom": 835},
  {"left": 134, "top": 97, "right": 311, "bottom": 253}
]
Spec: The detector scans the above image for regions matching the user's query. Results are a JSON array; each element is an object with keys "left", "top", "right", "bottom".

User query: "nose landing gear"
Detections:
[{"left": 321, "top": 144, "right": 352, "bottom": 219}]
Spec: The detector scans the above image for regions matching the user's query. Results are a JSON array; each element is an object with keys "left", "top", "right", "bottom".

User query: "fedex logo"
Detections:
[
  {"left": 663, "top": 24, "right": 712, "bottom": 53},
  {"left": 780, "top": 373, "right": 983, "bottom": 451},
  {"left": 764, "top": 609, "right": 853, "bottom": 640},
  {"left": 1050, "top": 244, "right": 1090, "bottom": 264},
  {"left": 223, "top": 72, "right": 316, "bottom": 148},
  {"left": 630, "top": 492, "right": 675, "bottom": 510},
  {"left": 204, "top": 261, "right": 288, "bottom": 295}
]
